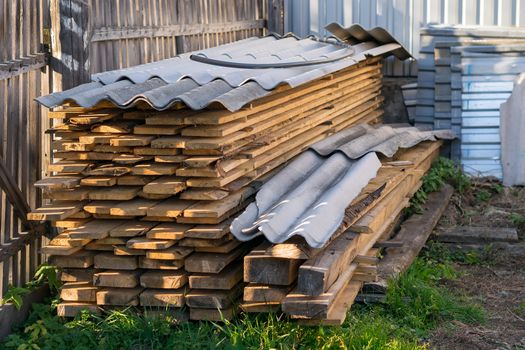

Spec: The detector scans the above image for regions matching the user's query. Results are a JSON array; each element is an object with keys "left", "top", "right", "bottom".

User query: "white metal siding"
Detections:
[{"left": 285, "top": 0, "right": 525, "bottom": 75}]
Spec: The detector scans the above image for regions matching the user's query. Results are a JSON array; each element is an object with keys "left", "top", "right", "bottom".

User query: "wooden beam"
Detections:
[
  {"left": 0, "top": 156, "right": 31, "bottom": 224},
  {"left": 90, "top": 20, "right": 266, "bottom": 42}
]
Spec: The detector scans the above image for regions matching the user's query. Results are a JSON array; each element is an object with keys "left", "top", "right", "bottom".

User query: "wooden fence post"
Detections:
[
  {"left": 49, "top": 0, "right": 90, "bottom": 91},
  {"left": 268, "top": 0, "right": 285, "bottom": 35}
]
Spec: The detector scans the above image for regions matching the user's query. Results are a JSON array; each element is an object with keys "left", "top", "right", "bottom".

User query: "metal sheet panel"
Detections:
[
  {"left": 231, "top": 124, "right": 454, "bottom": 247},
  {"left": 37, "top": 34, "right": 409, "bottom": 111},
  {"left": 285, "top": 0, "right": 525, "bottom": 76}
]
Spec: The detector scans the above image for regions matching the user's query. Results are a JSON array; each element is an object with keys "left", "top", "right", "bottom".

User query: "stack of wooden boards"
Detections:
[
  {"left": 29, "top": 57, "right": 386, "bottom": 319},
  {"left": 241, "top": 140, "right": 442, "bottom": 325}
]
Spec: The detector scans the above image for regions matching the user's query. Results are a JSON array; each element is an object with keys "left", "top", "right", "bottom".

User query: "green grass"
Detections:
[
  {"left": 406, "top": 157, "right": 470, "bottom": 215},
  {"left": 2, "top": 254, "right": 486, "bottom": 350}
]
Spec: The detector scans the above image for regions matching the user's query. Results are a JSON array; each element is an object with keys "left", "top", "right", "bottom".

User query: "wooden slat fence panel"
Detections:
[
  {"left": 91, "top": 0, "right": 266, "bottom": 73},
  {"left": 0, "top": 0, "right": 51, "bottom": 298}
]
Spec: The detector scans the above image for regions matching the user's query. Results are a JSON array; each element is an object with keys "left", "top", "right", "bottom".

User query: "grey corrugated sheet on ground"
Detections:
[
  {"left": 230, "top": 124, "right": 455, "bottom": 248},
  {"left": 36, "top": 27, "right": 410, "bottom": 112}
]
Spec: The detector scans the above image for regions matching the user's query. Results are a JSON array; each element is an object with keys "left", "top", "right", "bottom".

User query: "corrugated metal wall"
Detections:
[{"left": 285, "top": 0, "right": 525, "bottom": 76}]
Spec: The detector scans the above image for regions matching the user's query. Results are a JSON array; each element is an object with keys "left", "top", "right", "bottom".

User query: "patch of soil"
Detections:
[
  {"left": 429, "top": 180, "right": 525, "bottom": 349},
  {"left": 431, "top": 261, "right": 525, "bottom": 350}
]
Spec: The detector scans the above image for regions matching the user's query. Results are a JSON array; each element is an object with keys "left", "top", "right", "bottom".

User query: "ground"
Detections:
[{"left": 429, "top": 181, "right": 525, "bottom": 349}]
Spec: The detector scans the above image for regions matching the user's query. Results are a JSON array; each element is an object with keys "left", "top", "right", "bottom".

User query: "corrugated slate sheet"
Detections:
[
  {"left": 231, "top": 124, "right": 454, "bottom": 247},
  {"left": 37, "top": 30, "right": 410, "bottom": 112}
]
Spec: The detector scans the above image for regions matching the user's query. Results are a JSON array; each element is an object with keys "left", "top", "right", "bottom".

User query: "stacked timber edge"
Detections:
[
  {"left": 241, "top": 140, "right": 443, "bottom": 325},
  {"left": 30, "top": 57, "right": 386, "bottom": 320}
]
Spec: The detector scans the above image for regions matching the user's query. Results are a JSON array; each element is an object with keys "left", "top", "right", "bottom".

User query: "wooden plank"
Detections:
[
  {"left": 60, "top": 282, "right": 98, "bottom": 302},
  {"left": 189, "top": 262, "right": 243, "bottom": 290},
  {"left": 34, "top": 176, "right": 83, "bottom": 190},
  {"left": 142, "top": 176, "right": 186, "bottom": 194},
  {"left": 49, "top": 234, "right": 91, "bottom": 247},
  {"left": 131, "top": 163, "right": 178, "bottom": 176},
  {"left": 110, "top": 221, "right": 157, "bottom": 237},
  {"left": 40, "top": 245, "right": 82, "bottom": 256},
  {"left": 185, "top": 284, "right": 243, "bottom": 309},
  {"left": 133, "top": 124, "right": 182, "bottom": 135},
  {"left": 184, "top": 221, "right": 231, "bottom": 239},
  {"left": 92, "top": 121, "right": 135, "bottom": 133},
  {"left": 114, "top": 246, "right": 147, "bottom": 256},
  {"left": 146, "top": 198, "right": 194, "bottom": 218},
  {"left": 48, "top": 161, "right": 92, "bottom": 173},
  {"left": 182, "top": 187, "right": 255, "bottom": 218},
  {"left": 110, "top": 135, "right": 154, "bottom": 146},
  {"left": 50, "top": 251, "right": 95, "bottom": 268},
  {"left": 243, "top": 242, "right": 305, "bottom": 285},
  {"left": 146, "top": 223, "right": 190, "bottom": 240},
  {"left": 83, "top": 201, "right": 121, "bottom": 215},
  {"left": 140, "top": 270, "right": 188, "bottom": 289},
  {"left": 189, "top": 306, "right": 237, "bottom": 321},
  {"left": 179, "top": 235, "right": 232, "bottom": 248},
  {"left": 434, "top": 226, "right": 518, "bottom": 243},
  {"left": 57, "top": 302, "right": 100, "bottom": 317},
  {"left": 138, "top": 257, "right": 184, "bottom": 270},
  {"left": 139, "top": 288, "right": 186, "bottom": 307},
  {"left": 117, "top": 175, "right": 152, "bottom": 186},
  {"left": 93, "top": 270, "right": 141, "bottom": 288},
  {"left": 243, "top": 284, "right": 292, "bottom": 303},
  {"left": 194, "top": 240, "right": 242, "bottom": 253},
  {"left": 94, "top": 253, "right": 138, "bottom": 270},
  {"left": 96, "top": 287, "right": 142, "bottom": 306},
  {"left": 109, "top": 199, "right": 158, "bottom": 216},
  {"left": 44, "top": 188, "right": 90, "bottom": 201},
  {"left": 65, "top": 220, "right": 126, "bottom": 239},
  {"left": 60, "top": 268, "right": 99, "bottom": 282},
  {"left": 88, "top": 186, "right": 141, "bottom": 200},
  {"left": 185, "top": 242, "right": 254, "bottom": 274},
  {"left": 146, "top": 246, "right": 193, "bottom": 260},
  {"left": 27, "top": 201, "right": 83, "bottom": 221},
  {"left": 80, "top": 176, "right": 117, "bottom": 187},
  {"left": 127, "top": 237, "right": 176, "bottom": 250},
  {"left": 180, "top": 188, "right": 230, "bottom": 200}
]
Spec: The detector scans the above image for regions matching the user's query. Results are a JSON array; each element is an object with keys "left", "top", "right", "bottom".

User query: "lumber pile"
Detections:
[
  {"left": 241, "top": 140, "right": 442, "bottom": 324},
  {"left": 30, "top": 57, "right": 386, "bottom": 319}
]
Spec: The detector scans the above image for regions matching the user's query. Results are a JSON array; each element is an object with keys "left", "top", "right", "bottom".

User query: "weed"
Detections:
[
  {"left": 475, "top": 189, "right": 492, "bottom": 203},
  {"left": 1, "top": 286, "right": 31, "bottom": 310},
  {"left": 1, "top": 264, "right": 60, "bottom": 310},
  {"left": 510, "top": 213, "right": 525, "bottom": 228},
  {"left": 407, "top": 157, "right": 470, "bottom": 215},
  {"left": 422, "top": 241, "right": 493, "bottom": 266}
]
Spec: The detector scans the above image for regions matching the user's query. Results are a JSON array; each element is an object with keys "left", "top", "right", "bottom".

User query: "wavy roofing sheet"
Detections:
[
  {"left": 230, "top": 124, "right": 454, "bottom": 247},
  {"left": 37, "top": 25, "right": 410, "bottom": 112}
]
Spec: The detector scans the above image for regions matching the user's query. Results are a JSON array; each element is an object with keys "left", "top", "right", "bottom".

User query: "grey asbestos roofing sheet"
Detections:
[
  {"left": 37, "top": 26, "right": 410, "bottom": 112},
  {"left": 230, "top": 124, "right": 455, "bottom": 247}
]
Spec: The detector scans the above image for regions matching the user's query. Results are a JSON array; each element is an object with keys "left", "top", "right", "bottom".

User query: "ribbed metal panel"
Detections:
[
  {"left": 285, "top": 0, "right": 525, "bottom": 76},
  {"left": 37, "top": 34, "right": 409, "bottom": 112}
]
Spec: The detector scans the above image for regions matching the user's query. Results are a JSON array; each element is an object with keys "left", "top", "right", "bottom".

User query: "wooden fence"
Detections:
[
  {"left": 53, "top": 0, "right": 268, "bottom": 90},
  {"left": 0, "top": 0, "right": 51, "bottom": 297},
  {"left": 0, "top": 0, "right": 277, "bottom": 298}
]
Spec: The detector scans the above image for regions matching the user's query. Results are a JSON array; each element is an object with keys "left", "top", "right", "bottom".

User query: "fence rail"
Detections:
[{"left": 0, "top": 0, "right": 51, "bottom": 298}]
